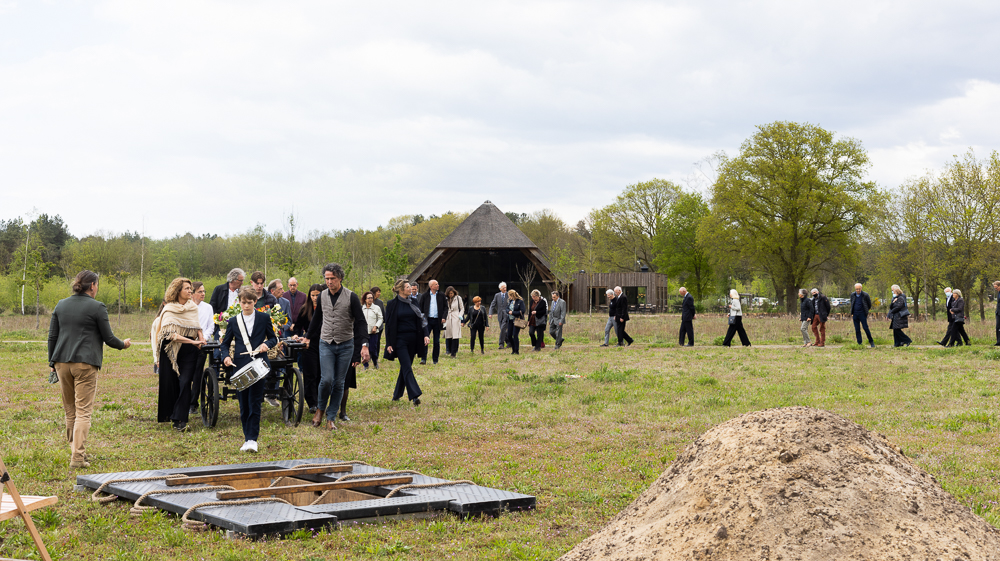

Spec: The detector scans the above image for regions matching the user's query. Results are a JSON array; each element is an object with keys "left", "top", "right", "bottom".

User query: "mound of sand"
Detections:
[{"left": 560, "top": 407, "right": 1000, "bottom": 560}]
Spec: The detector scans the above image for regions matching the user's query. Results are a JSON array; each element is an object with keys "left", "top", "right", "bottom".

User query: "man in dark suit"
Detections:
[
  {"left": 994, "top": 281, "right": 1000, "bottom": 346},
  {"left": 221, "top": 287, "right": 278, "bottom": 453},
  {"left": 938, "top": 288, "right": 954, "bottom": 347},
  {"left": 799, "top": 289, "right": 814, "bottom": 346},
  {"left": 849, "top": 283, "right": 875, "bottom": 348},
  {"left": 488, "top": 282, "right": 509, "bottom": 349},
  {"left": 613, "top": 286, "right": 633, "bottom": 347},
  {"left": 210, "top": 268, "right": 245, "bottom": 316},
  {"left": 418, "top": 279, "right": 448, "bottom": 364},
  {"left": 678, "top": 287, "right": 695, "bottom": 346}
]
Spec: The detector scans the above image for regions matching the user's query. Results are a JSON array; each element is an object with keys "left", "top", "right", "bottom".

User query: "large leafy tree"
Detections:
[
  {"left": 653, "top": 192, "right": 713, "bottom": 300},
  {"left": 589, "top": 179, "right": 680, "bottom": 272},
  {"left": 700, "top": 121, "right": 886, "bottom": 311}
]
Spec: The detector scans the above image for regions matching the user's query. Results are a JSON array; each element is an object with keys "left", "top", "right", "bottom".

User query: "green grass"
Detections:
[{"left": 3, "top": 313, "right": 1000, "bottom": 559}]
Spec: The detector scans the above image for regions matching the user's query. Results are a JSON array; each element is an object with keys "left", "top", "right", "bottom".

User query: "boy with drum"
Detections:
[{"left": 221, "top": 287, "right": 277, "bottom": 453}]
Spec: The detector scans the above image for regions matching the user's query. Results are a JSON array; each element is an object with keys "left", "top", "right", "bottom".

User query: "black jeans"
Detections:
[
  {"left": 298, "top": 348, "right": 320, "bottom": 410},
  {"left": 679, "top": 320, "right": 694, "bottom": 346},
  {"left": 853, "top": 314, "right": 874, "bottom": 344},
  {"left": 470, "top": 326, "right": 485, "bottom": 352},
  {"left": 509, "top": 325, "right": 521, "bottom": 354},
  {"left": 723, "top": 316, "right": 751, "bottom": 347},
  {"left": 427, "top": 320, "right": 443, "bottom": 362},
  {"left": 947, "top": 323, "right": 969, "bottom": 346}
]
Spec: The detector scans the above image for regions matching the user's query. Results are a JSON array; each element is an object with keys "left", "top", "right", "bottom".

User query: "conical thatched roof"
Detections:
[{"left": 436, "top": 201, "right": 538, "bottom": 249}]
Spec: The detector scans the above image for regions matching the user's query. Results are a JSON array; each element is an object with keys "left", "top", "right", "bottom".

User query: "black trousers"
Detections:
[
  {"left": 509, "top": 325, "right": 521, "bottom": 354},
  {"left": 616, "top": 319, "right": 633, "bottom": 346},
  {"left": 996, "top": 316, "right": 1000, "bottom": 345},
  {"left": 427, "top": 320, "right": 443, "bottom": 362},
  {"left": 853, "top": 314, "right": 874, "bottom": 344},
  {"left": 190, "top": 349, "right": 207, "bottom": 410},
  {"left": 679, "top": 320, "right": 694, "bottom": 346},
  {"left": 470, "top": 326, "right": 485, "bottom": 352},
  {"left": 445, "top": 338, "right": 459, "bottom": 355},
  {"left": 369, "top": 331, "right": 382, "bottom": 367},
  {"left": 723, "top": 316, "right": 751, "bottom": 347},
  {"left": 158, "top": 344, "right": 198, "bottom": 424},
  {"left": 892, "top": 329, "right": 912, "bottom": 347},
  {"left": 946, "top": 323, "right": 969, "bottom": 346},
  {"left": 392, "top": 334, "right": 422, "bottom": 401},
  {"left": 939, "top": 319, "right": 955, "bottom": 345},
  {"left": 529, "top": 323, "right": 545, "bottom": 349},
  {"left": 298, "top": 348, "right": 320, "bottom": 410},
  {"left": 236, "top": 378, "right": 265, "bottom": 441}
]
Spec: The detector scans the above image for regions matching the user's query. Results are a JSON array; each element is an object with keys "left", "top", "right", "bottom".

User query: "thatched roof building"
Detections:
[{"left": 408, "top": 201, "right": 557, "bottom": 300}]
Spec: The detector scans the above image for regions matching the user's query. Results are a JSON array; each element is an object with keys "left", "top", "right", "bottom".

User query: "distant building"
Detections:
[{"left": 408, "top": 201, "right": 557, "bottom": 302}]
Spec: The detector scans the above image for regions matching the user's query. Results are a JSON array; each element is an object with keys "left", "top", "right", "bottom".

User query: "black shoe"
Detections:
[
  {"left": 599, "top": 343, "right": 608, "bottom": 347},
  {"left": 433, "top": 360, "right": 438, "bottom": 365},
  {"left": 685, "top": 344, "right": 694, "bottom": 347},
  {"left": 412, "top": 398, "right": 421, "bottom": 406},
  {"left": 627, "top": 340, "right": 633, "bottom": 346},
  {"left": 870, "top": 343, "right": 875, "bottom": 348},
  {"left": 189, "top": 405, "right": 198, "bottom": 415},
  {"left": 420, "top": 359, "right": 427, "bottom": 365},
  {"left": 338, "top": 413, "right": 350, "bottom": 422},
  {"left": 173, "top": 421, "right": 188, "bottom": 432},
  {"left": 617, "top": 344, "right": 624, "bottom": 347},
  {"left": 938, "top": 341, "right": 946, "bottom": 347}
]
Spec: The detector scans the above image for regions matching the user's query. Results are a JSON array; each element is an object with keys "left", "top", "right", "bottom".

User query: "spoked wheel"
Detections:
[
  {"left": 200, "top": 366, "right": 220, "bottom": 428},
  {"left": 281, "top": 367, "right": 304, "bottom": 427}
]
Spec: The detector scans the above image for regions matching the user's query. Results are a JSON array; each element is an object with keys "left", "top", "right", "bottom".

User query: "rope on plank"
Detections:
[
  {"left": 129, "top": 485, "right": 236, "bottom": 517},
  {"left": 181, "top": 498, "right": 293, "bottom": 532},
  {"left": 90, "top": 474, "right": 188, "bottom": 504}
]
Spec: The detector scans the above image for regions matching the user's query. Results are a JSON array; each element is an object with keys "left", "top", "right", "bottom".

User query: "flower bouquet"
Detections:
[
  {"left": 215, "top": 301, "right": 241, "bottom": 328},
  {"left": 260, "top": 303, "right": 289, "bottom": 335}
]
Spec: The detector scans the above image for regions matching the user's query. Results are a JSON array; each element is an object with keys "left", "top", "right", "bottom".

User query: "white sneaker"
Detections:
[
  {"left": 246, "top": 440, "right": 258, "bottom": 453},
  {"left": 239, "top": 440, "right": 251, "bottom": 452},
  {"left": 265, "top": 398, "right": 279, "bottom": 407}
]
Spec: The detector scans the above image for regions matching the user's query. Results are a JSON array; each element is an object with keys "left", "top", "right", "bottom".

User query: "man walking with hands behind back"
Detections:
[
  {"left": 678, "top": 287, "right": 695, "bottom": 346},
  {"left": 849, "top": 283, "right": 875, "bottom": 348}
]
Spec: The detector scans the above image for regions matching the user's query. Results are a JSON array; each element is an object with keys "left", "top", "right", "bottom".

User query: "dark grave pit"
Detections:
[{"left": 76, "top": 458, "right": 535, "bottom": 537}]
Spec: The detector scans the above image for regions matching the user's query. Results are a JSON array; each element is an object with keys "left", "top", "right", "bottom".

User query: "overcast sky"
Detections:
[{"left": 3, "top": 1, "right": 999, "bottom": 239}]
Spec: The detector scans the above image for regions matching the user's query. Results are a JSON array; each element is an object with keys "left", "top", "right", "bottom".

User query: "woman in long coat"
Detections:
[
  {"left": 888, "top": 285, "right": 912, "bottom": 347},
  {"left": 506, "top": 290, "right": 526, "bottom": 354},
  {"left": 946, "top": 289, "right": 969, "bottom": 347},
  {"left": 443, "top": 286, "right": 465, "bottom": 358}
]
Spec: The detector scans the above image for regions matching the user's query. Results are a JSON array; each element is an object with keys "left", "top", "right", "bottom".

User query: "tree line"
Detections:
[{"left": 3, "top": 121, "right": 999, "bottom": 319}]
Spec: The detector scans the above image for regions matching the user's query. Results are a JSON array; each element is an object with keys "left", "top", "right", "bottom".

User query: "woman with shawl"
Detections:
[{"left": 152, "top": 277, "right": 205, "bottom": 432}]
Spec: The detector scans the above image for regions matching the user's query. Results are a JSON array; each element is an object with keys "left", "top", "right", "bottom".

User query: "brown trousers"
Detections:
[
  {"left": 811, "top": 315, "right": 826, "bottom": 345},
  {"left": 56, "top": 362, "right": 99, "bottom": 462}
]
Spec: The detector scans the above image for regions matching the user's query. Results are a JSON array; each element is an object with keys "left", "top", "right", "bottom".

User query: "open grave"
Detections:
[{"left": 75, "top": 458, "right": 535, "bottom": 537}]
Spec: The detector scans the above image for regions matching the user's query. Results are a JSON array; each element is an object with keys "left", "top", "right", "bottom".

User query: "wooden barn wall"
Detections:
[{"left": 569, "top": 272, "right": 672, "bottom": 313}]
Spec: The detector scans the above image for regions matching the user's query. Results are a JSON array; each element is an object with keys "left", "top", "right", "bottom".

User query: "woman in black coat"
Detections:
[
  {"left": 292, "top": 283, "right": 324, "bottom": 415},
  {"left": 464, "top": 295, "right": 489, "bottom": 354},
  {"left": 888, "top": 285, "right": 912, "bottom": 347},
  {"left": 506, "top": 290, "right": 526, "bottom": 355},
  {"left": 946, "top": 289, "right": 968, "bottom": 347},
  {"left": 528, "top": 289, "right": 547, "bottom": 351},
  {"left": 385, "top": 280, "right": 430, "bottom": 405}
]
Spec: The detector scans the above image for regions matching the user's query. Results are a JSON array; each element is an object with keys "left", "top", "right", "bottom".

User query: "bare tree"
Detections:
[{"left": 516, "top": 262, "right": 537, "bottom": 296}]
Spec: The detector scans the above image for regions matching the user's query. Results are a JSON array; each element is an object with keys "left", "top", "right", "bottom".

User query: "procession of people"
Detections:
[{"left": 47, "top": 264, "right": 997, "bottom": 463}]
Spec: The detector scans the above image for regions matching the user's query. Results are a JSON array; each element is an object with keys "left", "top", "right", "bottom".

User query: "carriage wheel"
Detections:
[
  {"left": 200, "top": 366, "right": 220, "bottom": 428},
  {"left": 281, "top": 367, "right": 304, "bottom": 427}
]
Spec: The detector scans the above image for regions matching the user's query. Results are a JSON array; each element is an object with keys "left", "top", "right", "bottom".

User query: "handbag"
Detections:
[
  {"left": 728, "top": 315, "right": 735, "bottom": 325},
  {"left": 513, "top": 318, "right": 529, "bottom": 329}
]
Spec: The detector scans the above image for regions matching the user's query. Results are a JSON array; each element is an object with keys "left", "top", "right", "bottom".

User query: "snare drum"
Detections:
[{"left": 230, "top": 358, "right": 270, "bottom": 391}]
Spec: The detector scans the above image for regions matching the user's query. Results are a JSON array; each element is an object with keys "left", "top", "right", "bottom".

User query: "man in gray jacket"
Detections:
[
  {"left": 488, "top": 282, "right": 509, "bottom": 350},
  {"left": 548, "top": 290, "right": 566, "bottom": 349}
]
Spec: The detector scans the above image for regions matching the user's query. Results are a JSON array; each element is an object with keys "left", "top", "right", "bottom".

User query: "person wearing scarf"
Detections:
[{"left": 151, "top": 277, "right": 205, "bottom": 432}]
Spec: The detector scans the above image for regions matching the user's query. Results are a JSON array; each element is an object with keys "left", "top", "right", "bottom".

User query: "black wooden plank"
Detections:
[{"left": 299, "top": 496, "right": 452, "bottom": 519}]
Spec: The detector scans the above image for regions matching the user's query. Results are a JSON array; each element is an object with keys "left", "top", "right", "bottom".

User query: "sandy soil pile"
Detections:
[{"left": 560, "top": 407, "right": 1000, "bottom": 560}]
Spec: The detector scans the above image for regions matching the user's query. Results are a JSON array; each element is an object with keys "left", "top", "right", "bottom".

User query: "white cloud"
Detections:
[{"left": 1, "top": 1, "right": 1000, "bottom": 236}]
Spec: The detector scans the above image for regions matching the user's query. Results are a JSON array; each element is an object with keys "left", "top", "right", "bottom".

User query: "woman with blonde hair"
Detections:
[
  {"left": 506, "top": 289, "right": 526, "bottom": 354},
  {"left": 722, "top": 289, "right": 751, "bottom": 347},
  {"left": 443, "top": 286, "right": 465, "bottom": 358},
  {"left": 152, "top": 277, "right": 205, "bottom": 432},
  {"left": 946, "top": 288, "right": 969, "bottom": 347}
]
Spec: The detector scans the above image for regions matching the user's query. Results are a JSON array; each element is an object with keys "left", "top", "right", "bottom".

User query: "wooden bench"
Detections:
[{"left": 0, "top": 456, "right": 56, "bottom": 561}]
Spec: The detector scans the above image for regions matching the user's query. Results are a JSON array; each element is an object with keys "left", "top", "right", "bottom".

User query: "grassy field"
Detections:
[{"left": 2, "top": 312, "right": 1000, "bottom": 560}]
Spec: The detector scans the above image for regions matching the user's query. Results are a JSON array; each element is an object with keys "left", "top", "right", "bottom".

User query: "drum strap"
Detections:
[{"left": 238, "top": 314, "right": 257, "bottom": 357}]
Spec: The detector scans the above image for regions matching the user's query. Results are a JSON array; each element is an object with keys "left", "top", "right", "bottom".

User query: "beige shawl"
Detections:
[{"left": 150, "top": 301, "right": 202, "bottom": 372}]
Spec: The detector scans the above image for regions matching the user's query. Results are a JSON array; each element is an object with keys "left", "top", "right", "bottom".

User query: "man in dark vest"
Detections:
[
  {"left": 849, "top": 283, "right": 874, "bottom": 348},
  {"left": 679, "top": 287, "right": 695, "bottom": 346},
  {"left": 304, "top": 263, "right": 369, "bottom": 430}
]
